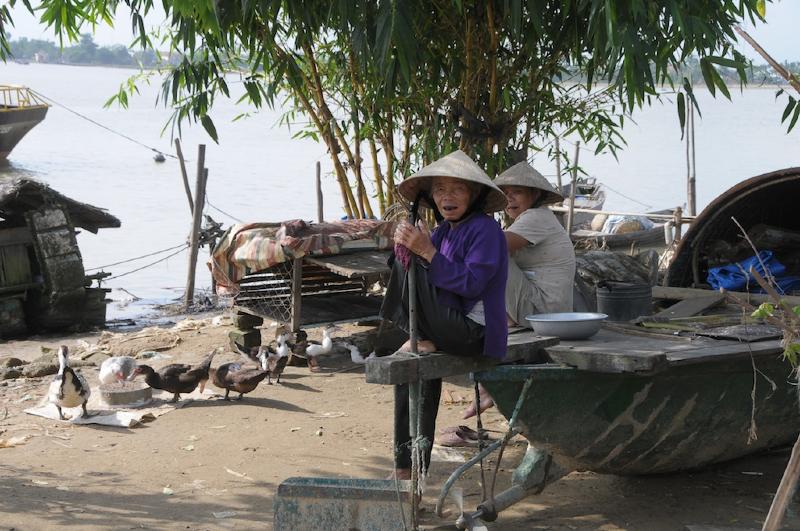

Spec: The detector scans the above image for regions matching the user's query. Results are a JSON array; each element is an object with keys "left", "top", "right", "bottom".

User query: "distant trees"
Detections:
[{"left": 8, "top": 34, "right": 152, "bottom": 68}]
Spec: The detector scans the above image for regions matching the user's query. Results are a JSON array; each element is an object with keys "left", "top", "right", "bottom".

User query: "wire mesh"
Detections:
[{"left": 233, "top": 259, "right": 295, "bottom": 325}]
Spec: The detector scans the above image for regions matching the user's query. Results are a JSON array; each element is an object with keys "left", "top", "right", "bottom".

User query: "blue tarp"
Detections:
[{"left": 706, "top": 251, "right": 788, "bottom": 292}]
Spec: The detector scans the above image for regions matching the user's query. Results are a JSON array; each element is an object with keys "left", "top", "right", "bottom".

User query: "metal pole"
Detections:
[
  {"left": 316, "top": 161, "right": 324, "bottom": 223},
  {"left": 565, "top": 141, "right": 580, "bottom": 235},
  {"left": 407, "top": 202, "right": 421, "bottom": 530},
  {"left": 184, "top": 145, "right": 207, "bottom": 309}
]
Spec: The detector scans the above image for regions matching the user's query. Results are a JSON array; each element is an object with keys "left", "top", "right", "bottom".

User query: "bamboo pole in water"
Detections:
[
  {"left": 316, "top": 161, "right": 323, "bottom": 223},
  {"left": 554, "top": 137, "right": 562, "bottom": 192},
  {"left": 565, "top": 141, "right": 580, "bottom": 234},
  {"left": 686, "top": 104, "right": 697, "bottom": 216},
  {"left": 184, "top": 145, "right": 207, "bottom": 309},
  {"left": 174, "top": 138, "right": 194, "bottom": 214}
]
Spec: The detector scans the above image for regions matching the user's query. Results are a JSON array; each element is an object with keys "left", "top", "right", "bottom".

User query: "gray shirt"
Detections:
[{"left": 507, "top": 207, "right": 576, "bottom": 313}]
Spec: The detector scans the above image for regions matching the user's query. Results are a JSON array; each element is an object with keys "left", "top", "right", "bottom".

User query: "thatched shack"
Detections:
[{"left": 0, "top": 177, "right": 120, "bottom": 337}]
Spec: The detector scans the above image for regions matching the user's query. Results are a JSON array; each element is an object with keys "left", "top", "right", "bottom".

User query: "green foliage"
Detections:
[{"left": 0, "top": 0, "right": 773, "bottom": 213}]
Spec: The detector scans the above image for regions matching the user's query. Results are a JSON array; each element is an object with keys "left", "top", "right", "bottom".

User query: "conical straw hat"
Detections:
[
  {"left": 396, "top": 150, "right": 507, "bottom": 213},
  {"left": 493, "top": 161, "right": 563, "bottom": 206}
]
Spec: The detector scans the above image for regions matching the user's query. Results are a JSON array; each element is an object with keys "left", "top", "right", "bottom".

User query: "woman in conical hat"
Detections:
[
  {"left": 494, "top": 160, "right": 575, "bottom": 323},
  {"left": 379, "top": 149, "right": 509, "bottom": 478},
  {"left": 462, "top": 161, "right": 576, "bottom": 419}
]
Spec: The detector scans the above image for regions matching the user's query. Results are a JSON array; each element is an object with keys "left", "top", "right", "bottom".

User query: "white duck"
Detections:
[
  {"left": 99, "top": 356, "right": 138, "bottom": 387},
  {"left": 305, "top": 326, "right": 337, "bottom": 371},
  {"left": 343, "top": 343, "right": 377, "bottom": 364},
  {"left": 47, "top": 345, "right": 92, "bottom": 420}
]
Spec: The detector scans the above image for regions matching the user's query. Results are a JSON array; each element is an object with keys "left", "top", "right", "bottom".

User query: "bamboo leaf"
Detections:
[
  {"left": 788, "top": 103, "right": 800, "bottom": 133},
  {"left": 781, "top": 97, "right": 796, "bottom": 123},
  {"left": 677, "top": 91, "right": 686, "bottom": 135},
  {"left": 200, "top": 115, "right": 219, "bottom": 143},
  {"left": 757, "top": 0, "right": 766, "bottom": 19}
]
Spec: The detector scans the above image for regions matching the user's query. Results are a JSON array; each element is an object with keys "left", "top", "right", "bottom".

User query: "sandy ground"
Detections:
[{"left": 2, "top": 314, "right": 800, "bottom": 531}]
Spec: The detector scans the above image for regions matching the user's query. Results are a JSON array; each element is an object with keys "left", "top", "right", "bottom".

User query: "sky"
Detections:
[{"left": 4, "top": 1, "right": 800, "bottom": 63}]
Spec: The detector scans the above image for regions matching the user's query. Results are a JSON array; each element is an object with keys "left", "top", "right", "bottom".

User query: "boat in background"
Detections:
[
  {"left": 559, "top": 176, "right": 606, "bottom": 229},
  {"left": 0, "top": 85, "right": 48, "bottom": 159}
]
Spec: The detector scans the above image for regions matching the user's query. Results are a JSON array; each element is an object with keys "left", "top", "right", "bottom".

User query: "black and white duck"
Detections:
[{"left": 47, "top": 345, "right": 92, "bottom": 420}]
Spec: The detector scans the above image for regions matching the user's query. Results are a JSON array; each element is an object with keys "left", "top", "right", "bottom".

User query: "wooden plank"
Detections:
[
  {"left": 304, "top": 250, "right": 391, "bottom": 280},
  {"left": 652, "top": 294, "right": 725, "bottom": 319},
  {"left": 546, "top": 345, "right": 667, "bottom": 374},
  {"left": 365, "top": 333, "right": 559, "bottom": 385},
  {"left": 653, "top": 285, "right": 800, "bottom": 307},
  {"left": 666, "top": 339, "right": 784, "bottom": 366}
]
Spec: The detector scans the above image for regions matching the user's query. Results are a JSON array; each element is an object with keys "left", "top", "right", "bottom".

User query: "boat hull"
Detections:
[
  {"left": 0, "top": 105, "right": 48, "bottom": 159},
  {"left": 478, "top": 358, "right": 799, "bottom": 475}
]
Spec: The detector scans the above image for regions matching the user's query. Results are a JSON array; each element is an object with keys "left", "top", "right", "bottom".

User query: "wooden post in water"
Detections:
[
  {"left": 184, "top": 145, "right": 207, "bottom": 309},
  {"left": 686, "top": 104, "right": 697, "bottom": 216},
  {"left": 175, "top": 138, "right": 194, "bottom": 215},
  {"left": 565, "top": 141, "right": 580, "bottom": 235},
  {"left": 554, "top": 137, "right": 563, "bottom": 193},
  {"left": 316, "top": 161, "right": 323, "bottom": 223}
]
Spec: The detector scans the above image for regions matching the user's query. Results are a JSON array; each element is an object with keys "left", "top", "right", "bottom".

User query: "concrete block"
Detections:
[
  {"left": 228, "top": 329, "right": 261, "bottom": 352},
  {"left": 273, "top": 477, "right": 411, "bottom": 531}
]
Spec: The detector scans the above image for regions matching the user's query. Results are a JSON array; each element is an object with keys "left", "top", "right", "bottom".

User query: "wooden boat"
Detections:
[
  {"left": 478, "top": 328, "right": 798, "bottom": 476},
  {"left": 559, "top": 176, "right": 606, "bottom": 229},
  {"left": 0, "top": 85, "right": 48, "bottom": 159}
]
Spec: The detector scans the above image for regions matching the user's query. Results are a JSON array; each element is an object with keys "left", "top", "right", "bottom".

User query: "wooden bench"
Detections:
[{"left": 365, "top": 330, "right": 559, "bottom": 385}]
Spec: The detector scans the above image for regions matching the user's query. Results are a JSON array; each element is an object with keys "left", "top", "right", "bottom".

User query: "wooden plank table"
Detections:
[
  {"left": 365, "top": 330, "right": 559, "bottom": 385},
  {"left": 546, "top": 327, "right": 784, "bottom": 374}
]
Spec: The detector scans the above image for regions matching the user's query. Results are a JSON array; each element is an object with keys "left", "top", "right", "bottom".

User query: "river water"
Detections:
[{"left": 2, "top": 62, "right": 799, "bottom": 318}]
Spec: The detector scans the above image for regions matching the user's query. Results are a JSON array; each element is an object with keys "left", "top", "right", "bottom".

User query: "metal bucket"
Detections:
[{"left": 596, "top": 282, "right": 652, "bottom": 322}]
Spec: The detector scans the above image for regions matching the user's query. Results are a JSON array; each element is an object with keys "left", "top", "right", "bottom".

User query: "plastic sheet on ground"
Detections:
[{"left": 24, "top": 388, "right": 218, "bottom": 428}]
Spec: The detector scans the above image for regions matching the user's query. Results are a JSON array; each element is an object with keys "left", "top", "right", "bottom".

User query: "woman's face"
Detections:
[
  {"left": 431, "top": 176, "right": 475, "bottom": 221},
  {"left": 502, "top": 186, "right": 541, "bottom": 219}
]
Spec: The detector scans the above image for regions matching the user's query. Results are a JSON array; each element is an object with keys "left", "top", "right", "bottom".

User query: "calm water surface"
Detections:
[{"left": 2, "top": 63, "right": 798, "bottom": 318}]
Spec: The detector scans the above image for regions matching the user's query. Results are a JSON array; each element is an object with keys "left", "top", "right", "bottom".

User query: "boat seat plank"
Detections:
[
  {"left": 365, "top": 332, "right": 558, "bottom": 385},
  {"left": 304, "top": 251, "right": 391, "bottom": 280},
  {"left": 652, "top": 294, "right": 726, "bottom": 319}
]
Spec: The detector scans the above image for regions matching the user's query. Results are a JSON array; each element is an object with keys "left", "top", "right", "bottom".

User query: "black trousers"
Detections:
[{"left": 380, "top": 256, "right": 484, "bottom": 469}]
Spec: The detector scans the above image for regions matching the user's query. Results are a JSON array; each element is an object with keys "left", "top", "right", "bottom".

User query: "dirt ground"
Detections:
[{"left": 1, "top": 313, "right": 800, "bottom": 530}]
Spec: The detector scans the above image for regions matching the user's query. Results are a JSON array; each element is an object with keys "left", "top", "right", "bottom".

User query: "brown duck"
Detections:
[
  {"left": 135, "top": 351, "right": 215, "bottom": 402},
  {"left": 209, "top": 362, "right": 270, "bottom": 400}
]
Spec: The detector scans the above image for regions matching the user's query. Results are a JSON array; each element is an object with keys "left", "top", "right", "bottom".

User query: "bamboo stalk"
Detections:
[{"left": 184, "top": 145, "right": 207, "bottom": 309}]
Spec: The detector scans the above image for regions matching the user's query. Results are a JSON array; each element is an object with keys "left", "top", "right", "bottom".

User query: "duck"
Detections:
[
  {"left": 343, "top": 343, "right": 377, "bottom": 364},
  {"left": 47, "top": 345, "right": 92, "bottom": 420},
  {"left": 285, "top": 329, "right": 309, "bottom": 365},
  {"left": 263, "top": 333, "right": 291, "bottom": 384},
  {"left": 135, "top": 350, "right": 216, "bottom": 402},
  {"left": 209, "top": 362, "right": 270, "bottom": 400},
  {"left": 98, "top": 356, "right": 138, "bottom": 386},
  {"left": 305, "top": 326, "right": 337, "bottom": 372}
]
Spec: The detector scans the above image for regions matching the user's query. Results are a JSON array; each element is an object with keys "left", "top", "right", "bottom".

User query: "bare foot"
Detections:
[
  {"left": 399, "top": 339, "right": 437, "bottom": 353},
  {"left": 462, "top": 384, "right": 494, "bottom": 419}
]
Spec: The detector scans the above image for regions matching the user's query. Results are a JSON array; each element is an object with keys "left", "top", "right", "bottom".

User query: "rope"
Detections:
[
  {"left": 85, "top": 243, "right": 189, "bottom": 271},
  {"left": 600, "top": 182, "right": 654, "bottom": 210},
  {"left": 104, "top": 245, "right": 189, "bottom": 281},
  {"left": 206, "top": 196, "right": 244, "bottom": 223},
  {"left": 29, "top": 89, "right": 178, "bottom": 160}
]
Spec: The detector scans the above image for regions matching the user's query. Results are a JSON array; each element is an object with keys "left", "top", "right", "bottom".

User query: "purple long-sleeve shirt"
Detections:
[{"left": 428, "top": 213, "right": 508, "bottom": 359}]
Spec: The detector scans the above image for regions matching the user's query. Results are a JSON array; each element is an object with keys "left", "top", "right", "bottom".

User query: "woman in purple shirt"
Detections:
[{"left": 380, "top": 149, "right": 508, "bottom": 480}]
